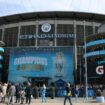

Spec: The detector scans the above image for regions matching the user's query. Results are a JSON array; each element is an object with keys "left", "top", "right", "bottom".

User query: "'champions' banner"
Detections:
[{"left": 8, "top": 47, "right": 74, "bottom": 83}]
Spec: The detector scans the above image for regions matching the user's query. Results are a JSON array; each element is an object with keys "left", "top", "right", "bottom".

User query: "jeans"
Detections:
[
  {"left": 64, "top": 96, "right": 72, "bottom": 105},
  {"left": 15, "top": 94, "right": 20, "bottom": 103},
  {"left": 75, "top": 94, "right": 78, "bottom": 101},
  {"left": 8, "top": 95, "right": 15, "bottom": 105},
  {"left": 41, "top": 95, "right": 46, "bottom": 102}
]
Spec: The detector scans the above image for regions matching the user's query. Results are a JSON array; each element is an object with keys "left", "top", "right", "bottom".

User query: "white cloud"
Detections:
[{"left": 0, "top": 0, "right": 105, "bottom": 16}]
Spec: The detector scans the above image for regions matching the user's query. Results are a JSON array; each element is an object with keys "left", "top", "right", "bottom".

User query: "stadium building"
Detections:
[
  {"left": 86, "top": 23, "right": 105, "bottom": 84},
  {"left": 0, "top": 11, "right": 105, "bottom": 85}
]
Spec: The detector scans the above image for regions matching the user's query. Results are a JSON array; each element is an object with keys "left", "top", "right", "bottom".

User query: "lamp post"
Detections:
[
  {"left": 74, "top": 20, "right": 77, "bottom": 83},
  {"left": 83, "top": 21, "right": 88, "bottom": 101}
]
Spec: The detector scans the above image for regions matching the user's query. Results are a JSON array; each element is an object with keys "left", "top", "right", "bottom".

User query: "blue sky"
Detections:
[{"left": 0, "top": 0, "right": 105, "bottom": 16}]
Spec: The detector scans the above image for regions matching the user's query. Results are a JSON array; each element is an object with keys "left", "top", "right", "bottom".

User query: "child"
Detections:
[{"left": 20, "top": 89, "right": 25, "bottom": 104}]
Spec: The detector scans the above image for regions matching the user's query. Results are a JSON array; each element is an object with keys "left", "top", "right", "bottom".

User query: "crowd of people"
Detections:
[
  {"left": 0, "top": 81, "right": 104, "bottom": 105},
  {"left": 0, "top": 81, "right": 48, "bottom": 105}
]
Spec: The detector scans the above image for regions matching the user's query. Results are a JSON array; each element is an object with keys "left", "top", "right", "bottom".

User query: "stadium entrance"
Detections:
[{"left": 31, "top": 77, "right": 50, "bottom": 86}]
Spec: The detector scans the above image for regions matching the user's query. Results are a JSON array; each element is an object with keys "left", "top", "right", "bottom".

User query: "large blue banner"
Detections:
[{"left": 8, "top": 47, "right": 74, "bottom": 83}]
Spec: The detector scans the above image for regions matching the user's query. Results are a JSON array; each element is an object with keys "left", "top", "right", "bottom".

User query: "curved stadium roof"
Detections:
[{"left": 0, "top": 11, "right": 105, "bottom": 25}]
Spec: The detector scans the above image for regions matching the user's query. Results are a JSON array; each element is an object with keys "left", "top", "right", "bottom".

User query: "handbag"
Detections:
[{"left": 67, "top": 91, "right": 71, "bottom": 96}]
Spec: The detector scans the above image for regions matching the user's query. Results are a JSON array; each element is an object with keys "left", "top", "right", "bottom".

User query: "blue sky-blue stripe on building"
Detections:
[
  {"left": 84, "top": 50, "right": 105, "bottom": 57},
  {"left": 86, "top": 39, "right": 105, "bottom": 47}
]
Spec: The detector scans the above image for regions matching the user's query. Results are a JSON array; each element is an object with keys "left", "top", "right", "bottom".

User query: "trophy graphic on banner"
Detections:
[{"left": 54, "top": 52, "right": 65, "bottom": 77}]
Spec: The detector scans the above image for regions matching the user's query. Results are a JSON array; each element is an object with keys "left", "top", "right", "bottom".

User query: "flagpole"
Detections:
[
  {"left": 74, "top": 20, "right": 77, "bottom": 83},
  {"left": 83, "top": 21, "right": 88, "bottom": 101}
]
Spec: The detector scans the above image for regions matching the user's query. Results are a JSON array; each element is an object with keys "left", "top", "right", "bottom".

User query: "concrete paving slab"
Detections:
[{"left": 0, "top": 97, "right": 105, "bottom": 105}]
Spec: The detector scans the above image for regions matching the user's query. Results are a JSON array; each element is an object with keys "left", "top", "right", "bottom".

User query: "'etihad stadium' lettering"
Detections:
[{"left": 19, "top": 34, "right": 74, "bottom": 39}]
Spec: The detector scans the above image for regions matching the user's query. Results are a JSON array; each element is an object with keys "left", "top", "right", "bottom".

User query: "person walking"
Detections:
[
  {"left": 34, "top": 84, "right": 39, "bottom": 99},
  {"left": 2, "top": 83, "right": 7, "bottom": 103},
  {"left": 20, "top": 84, "right": 26, "bottom": 104},
  {"left": 7, "top": 83, "right": 16, "bottom": 105},
  {"left": 15, "top": 83, "right": 21, "bottom": 103},
  {"left": 40, "top": 83, "right": 46, "bottom": 103},
  {"left": 0, "top": 83, "right": 3, "bottom": 103},
  {"left": 20, "top": 88, "right": 25, "bottom": 104},
  {"left": 74, "top": 85, "right": 79, "bottom": 102},
  {"left": 64, "top": 83, "right": 73, "bottom": 105},
  {"left": 50, "top": 82, "right": 55, "bottom": 99},
  {"left": 25, "top": 82, "right": 32, "bottom": 105}
]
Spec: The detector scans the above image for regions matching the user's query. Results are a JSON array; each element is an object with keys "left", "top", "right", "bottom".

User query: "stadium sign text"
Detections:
[
  {"left": 19, "top": 34, "right": 74, "bottom": 39},
  {"left": 96, "top": 65, "right": 104, "bottom": 75}
]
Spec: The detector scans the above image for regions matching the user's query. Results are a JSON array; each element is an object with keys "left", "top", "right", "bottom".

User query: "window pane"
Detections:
[
  {"left": 19, "top": 25, "right": 36, "bottom": 46},
  {"left": 85, "top": 26, "right": 93, "bottom": 36},
  {"left": 56, "top": 24, "right": 74, "bottom": 46},
  {"left": 76, "top": 25, "right": 84, "bottom": 45},
  {"left": 4, "top": 27, "right": 18, "bottom": 47}
]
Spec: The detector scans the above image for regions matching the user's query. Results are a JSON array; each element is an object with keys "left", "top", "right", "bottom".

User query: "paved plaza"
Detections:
[{"left": 0, "top": 97, "right": 105, "bottom": 105}]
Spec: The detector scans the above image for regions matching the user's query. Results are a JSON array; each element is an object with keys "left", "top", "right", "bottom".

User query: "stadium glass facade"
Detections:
[{"left": 0, "top": 12, "right": 105, "bottom": 85}]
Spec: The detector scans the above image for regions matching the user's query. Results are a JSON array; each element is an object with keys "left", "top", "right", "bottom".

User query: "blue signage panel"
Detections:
[{"left": 8, "top": 47, "right": 74, "bottom": 83}]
